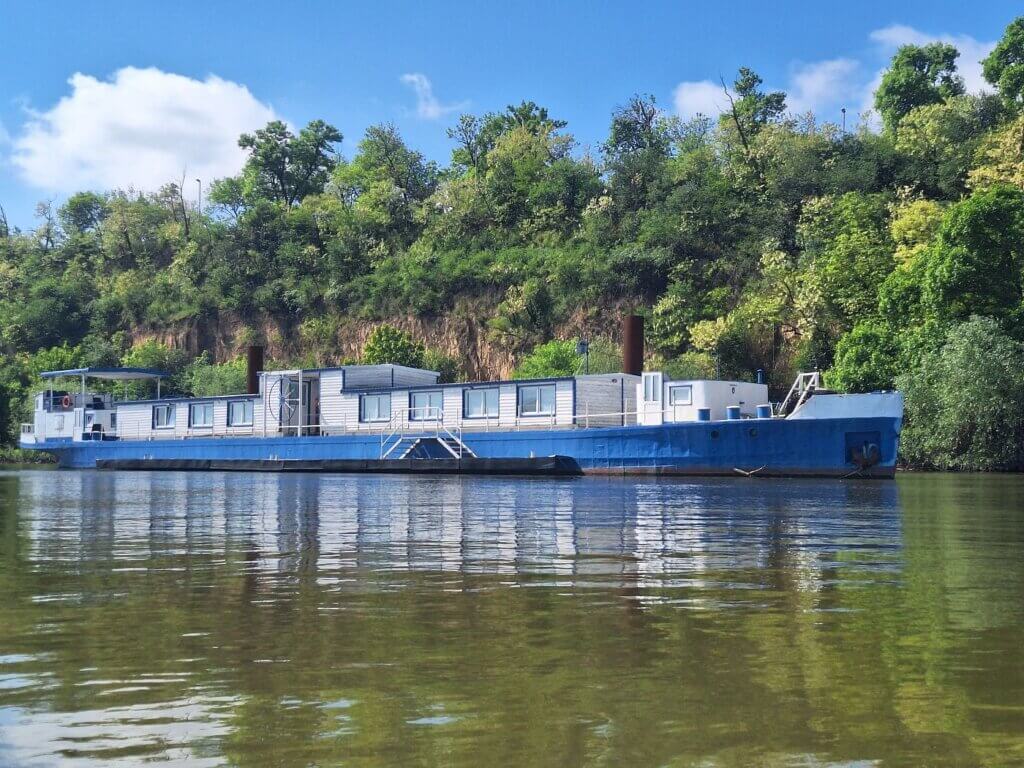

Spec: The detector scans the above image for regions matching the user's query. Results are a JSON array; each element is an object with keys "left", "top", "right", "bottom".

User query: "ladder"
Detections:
[{"left": 777, "top": 372, "right": 822, "bottom": 416}]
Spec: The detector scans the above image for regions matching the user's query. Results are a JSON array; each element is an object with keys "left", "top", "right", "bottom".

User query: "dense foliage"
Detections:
[{"left": 3, "top": 15, "right": 1024, "bottom": 469}]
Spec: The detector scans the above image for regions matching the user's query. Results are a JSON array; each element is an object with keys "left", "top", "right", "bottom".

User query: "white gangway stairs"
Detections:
[{"left": 380, "top": 407, "right": 477, "bottom": 459}]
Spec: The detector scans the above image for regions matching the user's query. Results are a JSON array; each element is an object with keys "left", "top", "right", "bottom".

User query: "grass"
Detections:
[{"left": 0, "top": 446, "right": 56, "bottom": 465}]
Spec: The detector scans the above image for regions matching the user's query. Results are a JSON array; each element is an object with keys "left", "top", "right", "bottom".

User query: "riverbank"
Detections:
[{"left": 0, "top": 447, "right": 55, "bottom": 465}]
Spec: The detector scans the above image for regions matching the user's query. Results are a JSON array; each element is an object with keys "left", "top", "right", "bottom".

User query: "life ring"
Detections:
[{"left": 61, "top": 395, "right": 72, "bottom": 409}]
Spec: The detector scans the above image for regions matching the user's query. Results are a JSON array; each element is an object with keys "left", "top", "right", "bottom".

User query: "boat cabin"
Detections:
[{"left": 21, "top": 360, "right": 776, "bottom": 445}]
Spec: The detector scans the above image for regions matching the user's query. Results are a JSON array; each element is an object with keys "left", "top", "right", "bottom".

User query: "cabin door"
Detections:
[{"left": 640, "top": 372, "right": 664, "bottom": 426}]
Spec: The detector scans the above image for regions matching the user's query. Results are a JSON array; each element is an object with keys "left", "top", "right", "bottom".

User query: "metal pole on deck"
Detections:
[
  {"left": 298, "top": 371, "right": 303, "bottom": 437},
  {"left": 156, "top": 377, "right": 161, "bottom": 399}
]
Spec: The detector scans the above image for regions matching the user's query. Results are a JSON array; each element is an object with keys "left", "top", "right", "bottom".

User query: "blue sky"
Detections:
[{"left": 0, "top": 1, "right": 1019, "bottom": 228}]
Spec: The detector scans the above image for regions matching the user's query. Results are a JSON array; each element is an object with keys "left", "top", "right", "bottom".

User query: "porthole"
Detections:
[
  {"left": 748, "top": 428, "right": 758, "bottom": 438},
  {"left": 710, "top": 430, "right": 720, "bottom": 439}
]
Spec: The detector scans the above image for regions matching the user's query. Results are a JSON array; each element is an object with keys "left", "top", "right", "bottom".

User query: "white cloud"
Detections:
[
  {"left": 11, "top": 66, "right": 278, "bottom": 192},
  {"left": 672, "top": 80, "right": 726, "bottom": 119},
  {"left": 400, "top": 73, "right": 466, "bottom": 120},
  {"left": 672, "top": 24, "right": 997, "bottom": 131},
  {"left": 786, "top": 58, "right": 861, "bottom": 116},
  {"left": 869, "top": 24, "right": 996, "bottom": 95}
]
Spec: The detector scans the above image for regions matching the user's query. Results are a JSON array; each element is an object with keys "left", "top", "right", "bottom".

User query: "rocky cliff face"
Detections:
[{"left": 129, "top": 298, "right": 636, "bottom": 379}]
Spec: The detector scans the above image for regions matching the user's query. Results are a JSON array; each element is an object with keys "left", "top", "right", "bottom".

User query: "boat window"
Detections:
[
  {"left": 669, "top": 385, "right": 692, "bottom": 406},
  {"left": 410, "top": 390, "right": 443, "bottom": 420},
  {"left": 518, "top": 384, "right": 555, "bottom": 416},
  {"left": 360, "top": 393, "right": 392, "bottom": 422},
  {"left": 228, "top": 400, "right": 254, "bottom": 427},
  {"left": 190, "top": 402, "right": 214, "bottom": 428},
  {"left": 463, "top": 388, "right": 499, "bottom": 418},
  {"left": 153, "top": 403, "right": 175, "bottom": 429}
]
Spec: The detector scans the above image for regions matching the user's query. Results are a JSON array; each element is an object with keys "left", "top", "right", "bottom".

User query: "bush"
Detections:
[
  {"left": 897, "top": 316, "right": 1024, "bottom": 470},
  {"left": 361, "top": 325, "right": 425, "bottom": 368}
]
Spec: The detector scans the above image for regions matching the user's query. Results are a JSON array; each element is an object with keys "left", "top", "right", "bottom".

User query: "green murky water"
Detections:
[{"left": 0, "top": 470, "right": 1022, "bottom": 767}]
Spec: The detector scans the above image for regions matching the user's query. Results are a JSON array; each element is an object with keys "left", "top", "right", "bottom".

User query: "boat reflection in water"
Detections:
[{"left": 2, "top": 470, "right": 1023, "bottom": 767}]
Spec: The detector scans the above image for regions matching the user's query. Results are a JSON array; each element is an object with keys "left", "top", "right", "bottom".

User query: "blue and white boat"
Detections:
[{"left": 18, "top": 348, "right": 903, "bottom": 478}]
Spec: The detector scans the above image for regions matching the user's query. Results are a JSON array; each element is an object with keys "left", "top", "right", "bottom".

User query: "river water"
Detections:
[{"left": 0, "top": 470, "right": 1022, "bottom": 767}]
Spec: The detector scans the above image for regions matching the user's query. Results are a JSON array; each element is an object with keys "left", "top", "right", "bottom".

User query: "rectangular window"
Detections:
[
  {"left": 228, "top": 400, "right": 254, "bottom": 427},
  {"left": 189, "top": 402, "right": 214, "bottom": 428},
  {"left": 669, "top": 385, "right": 693, "bottom": 406},
  {"left": 360, "top": 393, "right": 392, "bottom": 422},
  {"left": 153, "top": 403, "right": 175, "bottom": 429},
  {"left": 410, "top": 390, "right": 443, "bottom": 420},
  {"left": 463, "top": 387, "right": 499, "bottom": 418},
  {"left": 518, "top": 384, "right": 556, "bottom": 416}
]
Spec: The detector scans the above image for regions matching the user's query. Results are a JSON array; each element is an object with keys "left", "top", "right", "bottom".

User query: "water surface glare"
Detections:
[{"left": 1, "top": 470, "right": 1023, "bottom": 767}]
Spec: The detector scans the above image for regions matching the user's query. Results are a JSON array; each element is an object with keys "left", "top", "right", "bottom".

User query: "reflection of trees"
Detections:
[{"left": 0, "top": 471, "right": 1021, "bottom": 766}]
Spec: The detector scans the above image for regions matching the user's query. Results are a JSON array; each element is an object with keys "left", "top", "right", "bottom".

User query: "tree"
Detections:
[
  {"left": 921, "top": 186, "right": 1024, "bottom": 326},
  {"left": 361, "top": 325, "right": 425, "bottom": 368},
  {"left": 982, "top": 16, "right": 1024, "bottom": 106},
  {"left": 238, "top": 120, "right": 343, "bottom": 206},
  {"left": 59, "top": 192, "right": 109, "bottom": 234},
  {"left": 897, "top": 316, "right": 1024, "bottom": 470},
  {"left": 728, "top": 67, "right": 786, "bottom": 136},
  {"left": 827, "top": 320, "right": 903, "bottom": 392},
  {"left": 874, "top": 43, "right": 964, "bottom": 132},
  {"left": 968, "top": 113, "right": 1024, "bottom": 191},
  {"left": 895, "top": 96, "right": 1001, "bottom": 199},
  {"left": 512, "top": 339, "right": 580, "bottom": 379}
]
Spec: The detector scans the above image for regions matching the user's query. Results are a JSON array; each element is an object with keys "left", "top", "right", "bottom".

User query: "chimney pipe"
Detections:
[
  {"left": 246, "top": 345, "right": 264, "bottom": 395},
  {"left": 622, "top": 315, "right": 644, "bottom": 376}
]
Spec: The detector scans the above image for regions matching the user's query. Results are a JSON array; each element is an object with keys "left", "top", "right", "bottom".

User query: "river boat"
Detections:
[{"left": 18, "top": 331, "right": 903, "bottom": 478}]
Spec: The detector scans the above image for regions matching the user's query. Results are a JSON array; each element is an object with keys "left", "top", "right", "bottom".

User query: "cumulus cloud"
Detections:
[
  {"left": 786, "top": 58, "right": 861, "bottom": 116},
  {"left": 672, "top": 24, "right": 996, "bottom": 129},
  {"left": 869, "top": 25, "right": 996, "bottom": 95},
  {"left": 400, "top": 73, "right": 466, "bottom": 120},
  {"left": 11, "top": 66, "right": 278, "bottom": 192},
  {"left": 673, "top": 80, "right": 726, "bottom": 120}
]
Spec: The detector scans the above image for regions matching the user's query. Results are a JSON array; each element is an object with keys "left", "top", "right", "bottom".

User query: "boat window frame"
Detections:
[
  {"left": 409, "top": 390, "right": 443, "bottom": 420},
  {"left": 189, "top": 402, "right": 214, "bottom": 429},
  {"left": 152, "top": 403, "right": 176, "bottom": 430},
  {"left": 462, "top": 387, "right": 499, "bottom": 419},
  {"left": 517, "top": 383, "right": 556, "bottom": 417},
  {"left": 359, "top": 393, "right": 392, "bottom": 423},
  {"left": 227, "top": 399, "right": 254, "bottom": 427},
  {"left": 668, "top": 385, "right": 693, "bottom": 406}
]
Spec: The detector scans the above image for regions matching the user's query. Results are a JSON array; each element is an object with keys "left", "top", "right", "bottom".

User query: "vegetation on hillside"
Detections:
[{"left": 2, "top": 15, "right": 1024, "bottom": 469}]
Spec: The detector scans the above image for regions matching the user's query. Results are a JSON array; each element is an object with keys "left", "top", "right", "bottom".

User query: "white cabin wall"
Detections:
[
  {"left": 663, "top": 380, "right": 768, "bottom": 422},
  {"left": 116, "top": 402, "right": 155, "bottom": 440},
  {"left": 319, "top": 370, "right": 347, "bottom": 431}
]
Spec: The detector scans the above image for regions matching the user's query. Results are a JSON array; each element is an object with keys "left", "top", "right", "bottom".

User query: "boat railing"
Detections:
[{"left": 777, "top": 372, "right": 822, "bottom": 416}]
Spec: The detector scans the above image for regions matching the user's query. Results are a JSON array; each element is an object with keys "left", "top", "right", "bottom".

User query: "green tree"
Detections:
[
  {"left": 898, "top": 316, "right": 1024, "bottom": 470},
  {"left": 827, "top": 320, "right": 903, "bottom": 392},
  {"left": 361, "top": 325, "right": 425, "bottom": 368},
  {"left": 982, "top": 16, "right": 1024, "bottom": 107},
  {"left": 512, "top": 339, "right": 581, "bottom": 379},
  {"left": 874, "top": 43, "right": 964, "bottom": 132},
  {"left": 238, "top": 120, "right": 343, "bottom": 206},
  {"left": 921, "top": 186, "right": 1024, "bottom": 326}
]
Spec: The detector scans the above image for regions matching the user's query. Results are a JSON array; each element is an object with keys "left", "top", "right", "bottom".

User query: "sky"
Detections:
[{"left": 0, "top": 0, "right": 1019, "bottom": 229}]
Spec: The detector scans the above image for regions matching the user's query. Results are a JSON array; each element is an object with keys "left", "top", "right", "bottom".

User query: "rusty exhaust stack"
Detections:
[
  {"left": 246, "top": 345, "right": 264, "bottom": 395},
  {"left": 622, "top": 315, "right": 644, "bottom": 376}
]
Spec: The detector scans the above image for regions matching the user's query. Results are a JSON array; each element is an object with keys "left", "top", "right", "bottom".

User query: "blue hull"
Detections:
[{"left": 27, "top": 417, "right": 900, "bottom": 478}]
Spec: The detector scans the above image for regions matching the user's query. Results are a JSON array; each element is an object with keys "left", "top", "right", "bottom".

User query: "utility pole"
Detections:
[{"left": 196, "top": 178, "right": 202, "bottom": 213}]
